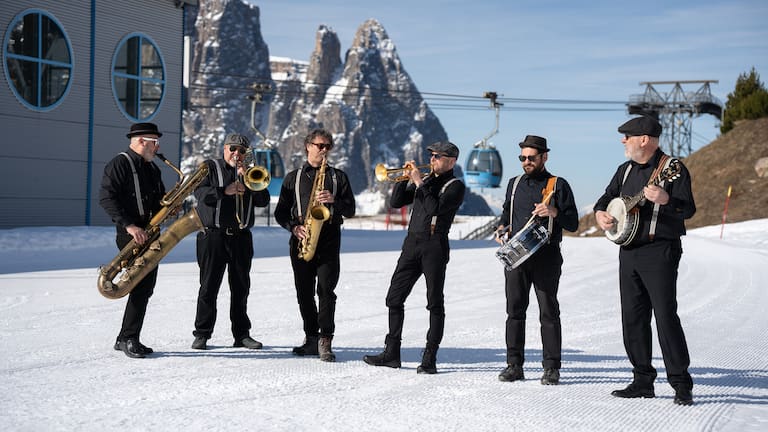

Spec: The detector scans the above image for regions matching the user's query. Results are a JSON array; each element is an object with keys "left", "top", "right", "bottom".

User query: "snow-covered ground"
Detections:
[{"left": 1, "top": 218, "right": 766, "bottom": 431}]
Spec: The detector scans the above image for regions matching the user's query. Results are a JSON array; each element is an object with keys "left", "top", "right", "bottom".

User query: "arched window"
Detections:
[
  {"left": 3, "top": 9, "right": 73, "bottom": 110},
  {"left": 112, "top": 33, "right": 165, "bottom": 121}
]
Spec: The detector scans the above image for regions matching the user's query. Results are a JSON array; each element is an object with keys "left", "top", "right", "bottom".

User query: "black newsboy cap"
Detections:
[
  {"left": 518, "top": 135, "right": 549, "bottom": 153},
  {"left": 224, "top": 133, "right": 250, "bottom": 148},
  {"left": 618, "top": 116, "right": 662, "bottom": 138},
  {"left": 427, "top": 141, "right": 460, "bottom": 158},
  {"left": 126, "top": 122, "right": 162, "bottom": 138}
]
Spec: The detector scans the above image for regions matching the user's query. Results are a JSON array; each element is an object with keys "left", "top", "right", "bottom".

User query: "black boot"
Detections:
[
  {"left": 363, "top": 336, "right": 401, "bottom": 368},
  {"left": 292, "top": 335, "right": 319, "bottom": 356},
  {"left": 416, "top": 343, "right": 438, "bottom": 374}
]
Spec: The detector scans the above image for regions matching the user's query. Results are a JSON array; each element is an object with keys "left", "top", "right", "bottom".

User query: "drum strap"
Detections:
[
  {"left": 120, "top": 152, "right": 145, "bottom": 218},
  {"left": 542, "top": 177, "right": 557, "bottom": 241},
  {"left": 507, "top": 176, "right": 523, "bottom": 227}
]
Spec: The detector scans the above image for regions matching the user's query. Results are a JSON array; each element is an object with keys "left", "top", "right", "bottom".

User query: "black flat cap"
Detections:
[
  {"left": 618, "top": 116, "right": 662, "bottom": 137},
  {"left": 427, "top": 141, "right": 460, "bottom": 158},
  {"left": 518, "top": 135, "right": 549, "bottom": 153},
  {"left": 224, "top": 133, "right": 250, "bottom": 147},
  {"left": 126, "top": 122, "right": 162, "bottom": 138}
]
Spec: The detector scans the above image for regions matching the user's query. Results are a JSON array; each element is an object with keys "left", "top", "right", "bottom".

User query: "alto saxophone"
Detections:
[
  {"left": 97, "top": 155, "right": 209, "bottom": 299},
  {"left": 298, "top": 157, "right": 330, "bottom": 261}
]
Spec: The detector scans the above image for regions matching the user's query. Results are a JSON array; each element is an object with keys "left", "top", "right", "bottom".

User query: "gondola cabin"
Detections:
[
  {"left": 251, "top": 149, "right": 285, "bottom": 196},
  {"left": 464, "top": 147, "right": 503, "bottom": 188}
]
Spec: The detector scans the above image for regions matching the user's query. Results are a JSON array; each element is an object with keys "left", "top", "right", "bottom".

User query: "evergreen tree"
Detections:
[{"left": 721, "top": 67, "right": 768, "bottom": 134}]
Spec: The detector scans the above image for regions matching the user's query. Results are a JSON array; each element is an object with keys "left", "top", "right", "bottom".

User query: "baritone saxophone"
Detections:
[{"left": 97, "top": 155, "right": 209, "bottom": 299}]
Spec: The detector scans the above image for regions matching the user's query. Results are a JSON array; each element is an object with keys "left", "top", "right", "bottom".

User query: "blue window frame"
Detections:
[
  {"left": 112, "top": 33, "right": 165, "bottom": 121},
  {"left": 3, "top": 9, "right": 73, "bottom": 111}
]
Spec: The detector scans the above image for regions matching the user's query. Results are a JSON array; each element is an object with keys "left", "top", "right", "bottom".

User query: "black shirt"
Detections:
[
  {"left": 594, "top": 148, "right": 696, "bottom": 244},
  {"left": 391, "top": 170, "right": 465, "bottom": 235},
  {"left": 193, "top": 158, "right": 270, "bottom": 230},
  {"left": 99, "top": 148, "right": 165, "bottom": 232},
  {"left": 274, "top": 162, "right": 356, "bottom": 231},
  {"left": 498, "top": 169, "right": 579, "bottom": 244}
]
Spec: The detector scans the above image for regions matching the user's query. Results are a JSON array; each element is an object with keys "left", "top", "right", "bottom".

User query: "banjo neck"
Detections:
[{"left": 622, "top": 158, "right": 681, "bottom": 212}]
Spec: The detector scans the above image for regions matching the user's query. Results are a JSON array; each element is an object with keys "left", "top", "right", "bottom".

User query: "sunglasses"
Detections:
[
  {"left": 430, "top": 153, "right": 444, "bottom": 160},
  {"left": 518, "top": 154, "right": 540, "bottom": 162},
  {"left": 311, "top": 142, "right": 333, "bottom": 150},
  {"left": 142, "top": 137, "right": 159, "bottom": 145},
  {"left": 229, "top": 145, "right": 246, "bottom": 154}
]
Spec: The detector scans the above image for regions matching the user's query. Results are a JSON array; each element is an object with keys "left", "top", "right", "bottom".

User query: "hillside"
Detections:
[{"left": 575, "top": 117, "right": 768, "bottom": 236}]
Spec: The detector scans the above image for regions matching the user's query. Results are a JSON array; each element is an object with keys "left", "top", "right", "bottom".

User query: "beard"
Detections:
[{"left": 523, "top": 163, "right": 542, "bottom": 175}]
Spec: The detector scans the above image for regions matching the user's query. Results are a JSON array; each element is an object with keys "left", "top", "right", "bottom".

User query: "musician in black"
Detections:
[
  {"left": 274, "top": 129, "right": 356, "bottom": 362},
  {"left": 495, "top": 135, "right": 578, "bottom": 385},
  {"left": 99, "top": 122, "right": 166, "bottom": 359},
  {"left": 594, "top": 116, "right": 696, "bottom": 406},
  {"left": 363, "top": 141, "right": 466, "bottom": 374},
  {"left": 190, "top": 133, "right": 270, "bottom": 351}
]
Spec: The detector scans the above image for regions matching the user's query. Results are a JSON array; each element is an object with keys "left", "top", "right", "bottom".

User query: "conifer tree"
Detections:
[{"left": 721, "top": 67, "right": 768, "bottom": 134}]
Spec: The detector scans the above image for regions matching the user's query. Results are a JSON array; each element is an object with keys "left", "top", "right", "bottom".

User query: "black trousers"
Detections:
[
  {"left": 194, "top": 229, "right": 253, "bottom": 340},
  {"left": 289, "top": 225, "right": 341, "bottom": 338},
  {"left": 619, "top": 239, "right": 692, "bottom": 390},
  {"left": 116, "top": 232, "right": 157, "bottom": 342},
  {"left": 385, "top": 233, "right": 450, "bottom": 346},
  {"left": 503, "top": 243, "right": 563, "bottom": 369}
]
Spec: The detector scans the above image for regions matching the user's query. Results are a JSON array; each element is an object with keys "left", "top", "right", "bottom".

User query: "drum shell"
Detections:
[{"left": 495, "top": 223, "right": 550, "bottom": 270}]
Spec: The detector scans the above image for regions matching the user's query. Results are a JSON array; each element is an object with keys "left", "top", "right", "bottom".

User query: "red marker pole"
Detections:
[{"left": 720, "top": 185, "right": 732, "bottom": 240}]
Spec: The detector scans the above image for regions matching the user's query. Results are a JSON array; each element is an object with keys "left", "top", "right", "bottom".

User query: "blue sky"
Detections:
[{"left": 250, "top": 0, "right": 767, "bottom": 210}]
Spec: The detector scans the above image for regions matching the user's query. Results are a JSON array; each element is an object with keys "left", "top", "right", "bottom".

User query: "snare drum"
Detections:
[{"left": 495, "top": 223, "right": 550, "bottom": 270}]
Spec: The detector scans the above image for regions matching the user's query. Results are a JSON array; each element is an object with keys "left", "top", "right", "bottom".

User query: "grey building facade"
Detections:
[{"left": 1, "top": 0, "right": 196, "bottom": 227}]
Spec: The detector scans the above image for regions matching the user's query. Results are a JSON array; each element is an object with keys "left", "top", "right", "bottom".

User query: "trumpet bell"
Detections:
[
  {"left": 375, "top": 162, "right": 432, "bottom": 182},
  {"left": 375, "top": 163, "right": 391, "bottom": 182},
  {"left": 243, "top": 165, "right": 271, "bottom": 191}
]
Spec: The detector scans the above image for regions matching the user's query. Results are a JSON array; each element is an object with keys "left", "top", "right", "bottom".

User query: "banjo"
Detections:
[{"left": 604, "top": 159, "right": 681, "bottom": 246}]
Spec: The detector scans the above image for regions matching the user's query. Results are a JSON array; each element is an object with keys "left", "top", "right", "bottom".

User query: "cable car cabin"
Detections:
[
  {"left": 251, "top": 149, "right": 285, "bottom": 196},
  {"left": 464, "top": 148, "right": 503, "bottom": 188}
]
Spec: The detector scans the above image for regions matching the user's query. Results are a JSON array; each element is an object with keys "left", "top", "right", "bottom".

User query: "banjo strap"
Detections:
[
  {"left": 620, "top": 155, "right": 672, "bottom": 242},
  {"left": 648, "top": 155, "right": 672, "bottom": 241}
]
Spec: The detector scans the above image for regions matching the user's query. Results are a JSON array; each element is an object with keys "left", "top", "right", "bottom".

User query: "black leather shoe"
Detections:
[
  {"left": 611, "top": 383, "right": 655, "bottom": 398},
  {"left": 540, "top": 368, "right": 560, "bottom": 385},
  {"left": 673, "top": 387, "right": 694, "bottom": 406},
  {"left": 119, "top": 339, "right": 146, "bottom": 359},
  {"left": 498, "top": 364, "right": 524, "bottom": 382},
  {"left": 234, "top": 336, "right": 263, "bottom": 349},
  {"left": 114, "top": 338, "right": 153, "bottom": 355},
  {"left": 191, "top": 336, "right": 208, "bottom": 350}
]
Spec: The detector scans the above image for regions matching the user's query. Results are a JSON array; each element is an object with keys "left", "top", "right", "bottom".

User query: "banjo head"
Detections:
[{"left": 604, "top": 197, "right": 637, "bottom": 244}]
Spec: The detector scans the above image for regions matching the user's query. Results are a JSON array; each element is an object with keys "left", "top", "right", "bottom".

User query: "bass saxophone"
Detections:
[
  {"left": 97, "top": 155, "right": 209, "bottom": 299},
  {"left": 298, "top": 157, "right": 330, "bottom": 261}
]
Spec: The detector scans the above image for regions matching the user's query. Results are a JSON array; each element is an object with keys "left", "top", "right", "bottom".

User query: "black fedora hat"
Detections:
[
  {"left": 126, "top": 122, "right": 162, "bottom": 138},
  {"left": 518, "top": 135, "right": 549, "bottom": 153}
]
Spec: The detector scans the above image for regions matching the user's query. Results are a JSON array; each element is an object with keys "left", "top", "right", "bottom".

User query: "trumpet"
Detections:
[{"left": 375, "top": 162, "right": 432, "bottom": 182}]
